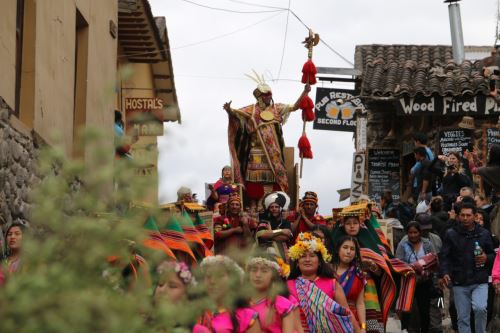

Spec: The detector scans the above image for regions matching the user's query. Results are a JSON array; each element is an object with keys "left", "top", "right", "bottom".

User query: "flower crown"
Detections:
[
  {"left": 174, "top": 262, "right": 195, "bottom": 285},
  {"left": 200, "top": 255, "right": 245, "bottom": 279},
  {"left": 247, "top": 256, "right": 290, "bottom": 278},
  {"left": 288, "top": 232, "right": 332, "bottom": 262},
  {"left": 158, "top": 261, "right": 196, "bottom": 286}
]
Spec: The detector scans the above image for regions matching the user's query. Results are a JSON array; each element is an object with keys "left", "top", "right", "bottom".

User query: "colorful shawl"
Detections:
[
  {"left": 331, "top": 214, "right": 416, "bottom": 325},
  {"left": 294, "top": 277, "right": 353, "bottom": 333},
  {"left": 339, "top": 264, "right": 366, "bottom": 299}
]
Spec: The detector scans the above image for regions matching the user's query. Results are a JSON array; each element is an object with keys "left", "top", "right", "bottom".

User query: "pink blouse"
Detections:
[
  {"left": 251, "top": 295, "right": 296, "bottom": 333},
  {"left": 198, "top": 308, "right": 258, "bottom": 333}
]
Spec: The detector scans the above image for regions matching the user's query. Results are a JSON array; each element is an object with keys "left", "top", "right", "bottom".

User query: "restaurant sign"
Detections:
[
  {"left": 125, "top": 97, "right": 164, "bottom": 136},
  {"left": 313, "top": 88, "right": 366, "bottom": 132},
  {"left": 396, "top": 95, "right": 500, "bottom": 116}
]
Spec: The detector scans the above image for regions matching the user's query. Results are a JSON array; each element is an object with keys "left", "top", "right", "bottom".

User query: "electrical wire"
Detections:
[
  {"left": 178, "top": 0, "right": 285, "bottom": 14},
  {"left": 174, "top": 11, "right": 284, "bottom": 50},
  {"left": 225, "top": 0, "right": 286, "bottom": 10},
  {"left": 118, "top": 11, "right": 284, "bottom": 58},
  {"left": 288, "top": 9, "right": 354, "bottom": 67},
  {"left": 176, "top": 73, "right": 302, "bottom": 83},
  {"left": 121, "top": 1, "right": 354, "bottom": 67},
  {"left": 276, "top": 0, "right": 291, "bottom": 80}
]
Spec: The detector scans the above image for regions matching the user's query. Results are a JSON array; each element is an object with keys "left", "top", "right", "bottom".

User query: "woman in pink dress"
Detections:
[
  {"left": 246, "top": 255, "right": 296, "bottom": 333},
  {"left": 286, "top": 232, "right": 355, "bottom": 333},
  {"left": 197, "top": 255, "right": 261, "bottom": 333}
]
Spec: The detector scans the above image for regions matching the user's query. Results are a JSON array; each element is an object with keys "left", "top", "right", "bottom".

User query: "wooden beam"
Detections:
[
  {"left": 156, "top": 88, "right": 173, "bottom": 93},
  {"left": 123, "top": 47, "right": 156, "bottom": 52},
  {"left": 118, "top": 29, "right": 150, "bottom": 34},
  {"left": 118, "top": 23, "right": 148, "bottom": 29},
  {"left": 119, "top": 41, "right": 154, "bottom": 46},
  {"left": 128, "top": 58, "right": 161, "bottom": 63},
  {"left": 317, "top": 67, "right": 361, "bottom": 76},
  {"left": 153, "top": 74, "right": 171, "bottom": 79},
  {"left": 119, "top": 35, "right": 152, "bottom": 40},
  {"left": 317, "top": 76, "right": 360, "bottom": 83},
  {"left": 118, "top": 17, "right": 146, "bottom": 23}
]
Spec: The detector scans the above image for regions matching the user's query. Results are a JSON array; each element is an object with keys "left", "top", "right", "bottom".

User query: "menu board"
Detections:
[
  {"left": 485, "top": 127, "right": 500, "bottom": 153},
  {"left": 368, "top": 149, "right": 401, "bottom": 202},
  {"left": 438, "top": 129, "right": 473, "bottom": 155}
]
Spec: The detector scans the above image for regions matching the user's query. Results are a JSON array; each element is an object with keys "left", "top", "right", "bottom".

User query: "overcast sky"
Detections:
[{"left": 151, "top": 0, "right": 498, "bottom": 214}]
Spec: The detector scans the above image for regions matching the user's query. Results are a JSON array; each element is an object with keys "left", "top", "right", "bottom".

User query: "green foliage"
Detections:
[{"left": 0, "top": 130, "right": 159, "bottom": 333}]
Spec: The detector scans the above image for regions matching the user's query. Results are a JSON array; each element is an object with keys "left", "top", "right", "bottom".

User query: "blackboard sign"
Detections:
[
  {"left": 368, "top": 149, "right": 401, "bottom": 203},
  {"left": 313, "top": 87, "right": 365, "bottom": 132},
  {"left": 485, "top": 127, "right": 500, "bottom": 152},
  {"left": 438, "top": 129, "right": 473, "bottom": 155}
]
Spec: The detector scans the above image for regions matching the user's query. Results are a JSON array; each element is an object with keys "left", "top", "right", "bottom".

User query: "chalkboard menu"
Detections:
[
  {"left": 485, "top": 127, "right": 500, "bottom": 153},
  {"left": 438, "top": 129, "right": 473, "bottom": 155},
  {"left": 368, "top": 149, "right": 401, "bottom": 202}
]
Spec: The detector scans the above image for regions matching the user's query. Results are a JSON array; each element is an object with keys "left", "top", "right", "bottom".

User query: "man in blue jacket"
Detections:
[{"left": 439, "top": 202, "right": 495, "bottom": 333}]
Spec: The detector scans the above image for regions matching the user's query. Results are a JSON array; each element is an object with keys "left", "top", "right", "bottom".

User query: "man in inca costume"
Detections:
[{"left": 223, "top": 72, "right": 310, "bottom": 209}]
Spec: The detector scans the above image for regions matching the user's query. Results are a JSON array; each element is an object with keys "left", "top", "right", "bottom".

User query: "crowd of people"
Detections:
[{"left": 3, "top": 134, "right": 500, "bottom": 333}]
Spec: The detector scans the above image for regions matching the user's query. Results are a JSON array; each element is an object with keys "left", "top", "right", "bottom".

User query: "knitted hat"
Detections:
[{"left": 300, "top": 191, "right": 318, "bottom": 206}]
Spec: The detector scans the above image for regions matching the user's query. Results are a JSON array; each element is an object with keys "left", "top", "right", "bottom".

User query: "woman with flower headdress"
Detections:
[
  {"left": 154, "top": 261, "right": 195, "bottom": 304},
  {"left": 153, "top": 261, "right": 209, "bottom": 332},
  {"left": 197, "top": 255, "right": 261, "bottom": 333},
  {"left": 332, "top": 235, "right": 368, "bottom": 333},
  {"left": 246, "top": 254, "right": 297, "bottom": 333},
  {"left": 223, "top": 72, "right": 311, "bottom": 210},
  {"left": 286, "top": 232, "right": 354, "bottom": 333},
  {"left": 331, "top": 203, "right": 416, "bottom": 333}
]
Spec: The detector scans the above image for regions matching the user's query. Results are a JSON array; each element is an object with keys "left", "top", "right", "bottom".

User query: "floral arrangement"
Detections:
[
  {"left": 276, "top": 257, "right": 290, "bottom": 278},
  {"left": 246, "top": 257, "right": 281, "bottom": 274},
  {"left": 200, "top": 255, "right": 245, "bottom": 279},
  {"left": 174, "top": 262, "right": 195, "bottom": 285},
  {"left": 288, "top": 232, "right": 332, "bottom": 262}
]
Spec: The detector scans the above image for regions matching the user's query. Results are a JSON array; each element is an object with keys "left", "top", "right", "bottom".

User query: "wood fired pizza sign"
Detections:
[
  {"left": 313, "top": 88, "right": 365, "bottom": 132},
  {"left": 396, "top": 95, "right": 500, "bottom": 116},
  {"left": 125, "top": 97, "right": 164, "bottom": 136}
]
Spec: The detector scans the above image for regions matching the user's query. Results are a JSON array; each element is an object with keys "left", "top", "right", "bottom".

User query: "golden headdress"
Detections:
[{"left": 288, "top": 232, "right": 331, "bottom": 262}]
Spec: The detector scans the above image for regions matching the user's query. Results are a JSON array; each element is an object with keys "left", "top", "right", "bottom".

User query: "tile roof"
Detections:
[{"left": 354, "top": 44, "right": 493, "bottom": 98}]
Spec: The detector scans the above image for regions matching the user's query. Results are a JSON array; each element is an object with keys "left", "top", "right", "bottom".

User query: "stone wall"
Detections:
[{"left": 0, "top": 98, "right": 40, "bottom": 227}]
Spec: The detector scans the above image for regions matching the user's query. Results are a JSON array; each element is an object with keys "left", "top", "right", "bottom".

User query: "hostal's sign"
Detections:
[
  {"left": 396, "top": 94, "right": 500, "bottom": 116},
  {"left": 125, "top": 97, "right": 164, "bottom": 136}
]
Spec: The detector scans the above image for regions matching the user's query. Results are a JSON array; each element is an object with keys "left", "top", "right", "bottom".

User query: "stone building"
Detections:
[
  {"left": 0, "top": 0, "right": 179, "bottom": 227},
  {"left": 354, "top": 44, "right": 500, "bottom": 202}
]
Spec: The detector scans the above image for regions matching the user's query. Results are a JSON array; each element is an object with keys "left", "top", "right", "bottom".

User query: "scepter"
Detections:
[{"left": 297, "top": 29, "right": 319, "bottom": 178}]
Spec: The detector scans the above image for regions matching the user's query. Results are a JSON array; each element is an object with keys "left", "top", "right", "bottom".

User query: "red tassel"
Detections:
[
  {"left": 299, "top": 95, "right": 315, "bottom": 122},
  {"left": 298, "top": 133, "right": 313, "bottom": 159},
  {"left": 301, "top": 59, "right": 317, "bottom": 85}
]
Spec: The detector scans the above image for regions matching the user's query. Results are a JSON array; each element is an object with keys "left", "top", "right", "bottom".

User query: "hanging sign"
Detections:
[
  {"left": 396, "top": 95, "right": 500, "bottom": 116},
  {"left": 368, "top": 149, "right": 401, "bottom": 203},
  {"left": 438, "top": 129, "right": 473, "bottom": 155},
  {"left": 125, "top": 97, "right": 164, "bottom": 136},
  {"left": 313, "top": 88, "right": 365, "bottom": 132},
  {"left": 350, "top": 152, "right": 366, "bottom": 203}
]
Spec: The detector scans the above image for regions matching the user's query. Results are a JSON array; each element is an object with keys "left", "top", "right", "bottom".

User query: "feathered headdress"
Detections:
[{"left": 245, "top": 70, "right": 272, "bottom": 98}]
